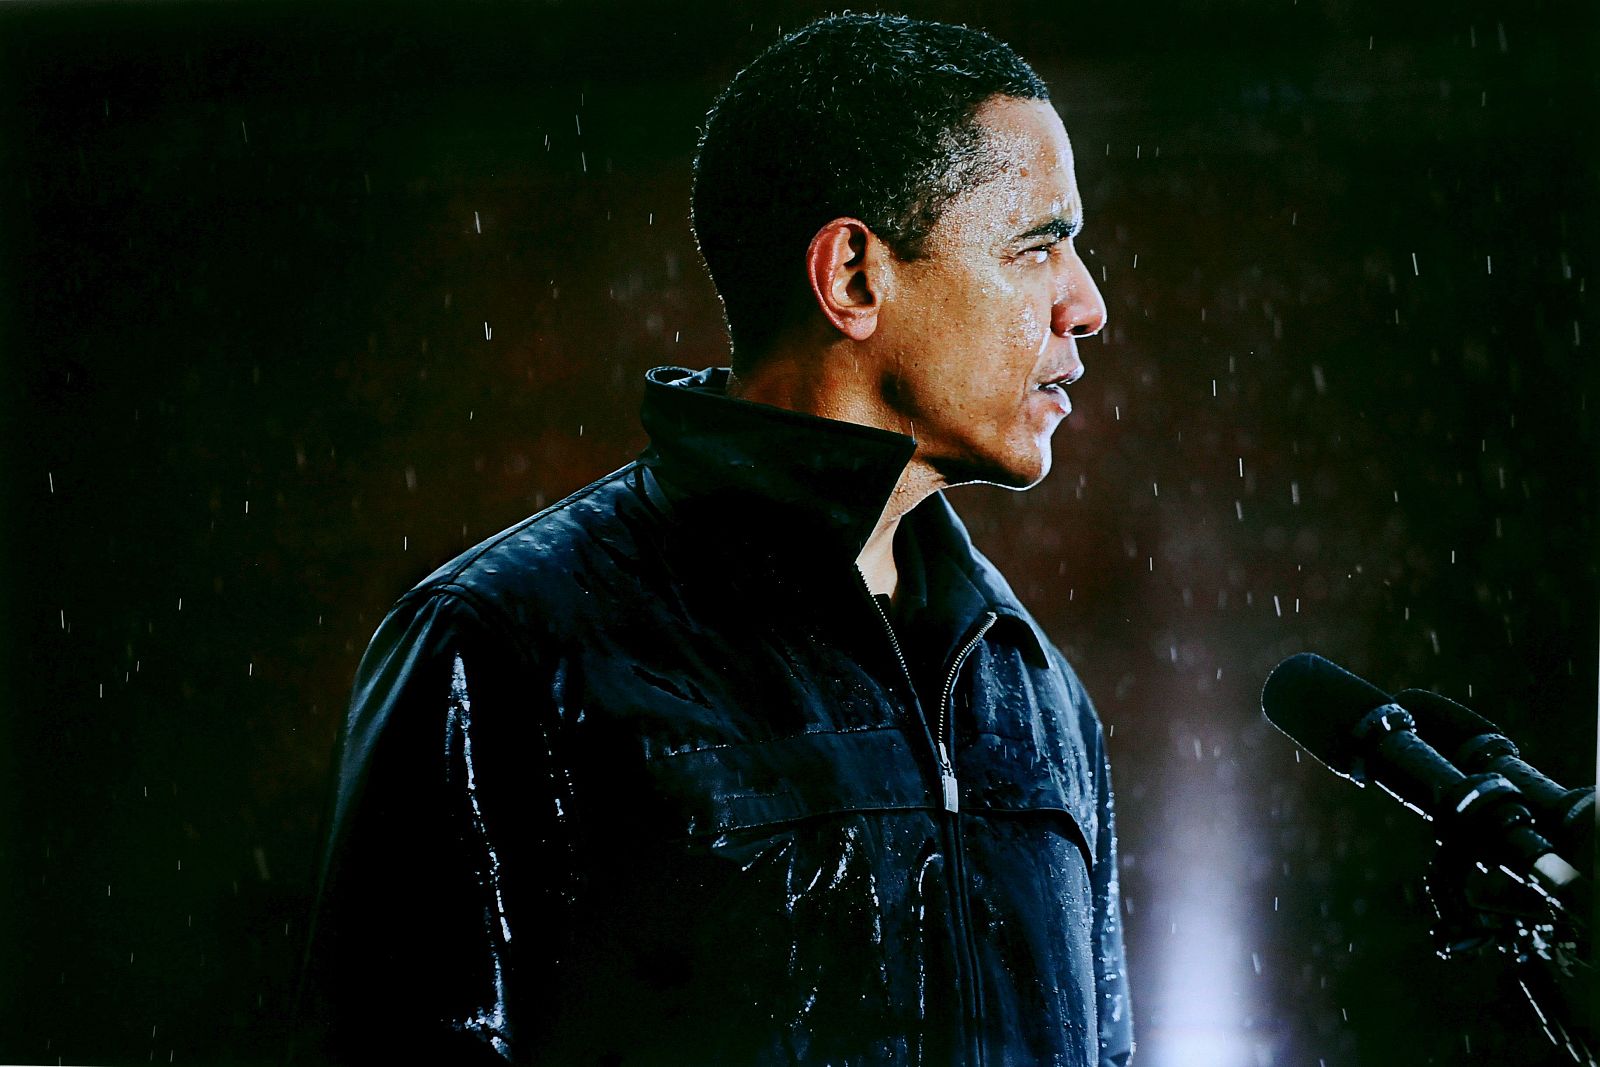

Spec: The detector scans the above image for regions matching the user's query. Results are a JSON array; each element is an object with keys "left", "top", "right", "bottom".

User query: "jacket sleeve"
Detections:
[
  {"left": 1090, "top": 713, "right": 1134, "bottom": 1066},
  {"left": 1054, "top": 649, "right": 1135, "bottom": 1067},
  {"left": 302, "top": 587, "right": 567, "bottom": 1065}
]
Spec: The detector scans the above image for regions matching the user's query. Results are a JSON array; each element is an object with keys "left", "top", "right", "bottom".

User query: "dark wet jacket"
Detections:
[{"left": 302, "top": 365, "right": 1133, "bottom": 1066}]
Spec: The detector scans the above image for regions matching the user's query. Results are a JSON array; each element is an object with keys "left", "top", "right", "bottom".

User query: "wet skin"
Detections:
[
  {"left": 874, "top": 94, "right": 1109, "bottom": 493},
  {"left": 727, "top": 95, "right": 1109, "bottom": 598}
]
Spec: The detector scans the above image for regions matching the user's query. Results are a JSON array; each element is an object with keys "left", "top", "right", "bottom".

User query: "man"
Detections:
[{"left": 302, "top": 13, "right": 1132, "bottom": 1067}]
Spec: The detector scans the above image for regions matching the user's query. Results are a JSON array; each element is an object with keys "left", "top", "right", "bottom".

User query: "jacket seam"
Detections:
[
  {"left": 428, "top": 461, "right": 640, "bottom": 586},
  {"left": 645, "top": 723, "right": 912, "bottom": 757}
]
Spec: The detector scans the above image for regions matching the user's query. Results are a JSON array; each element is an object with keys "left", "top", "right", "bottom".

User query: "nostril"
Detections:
[{"left": 1069, "top": 324, "right": 1094, "bottom": 337}]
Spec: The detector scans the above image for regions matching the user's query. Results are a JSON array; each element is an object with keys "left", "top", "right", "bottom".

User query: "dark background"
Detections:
[{"left": 3, "top": 0, "right": 1595, "bottom": 1064}]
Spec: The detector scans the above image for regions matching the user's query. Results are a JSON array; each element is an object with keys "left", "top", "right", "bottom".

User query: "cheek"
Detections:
[
  {"left": 1015, "top": 305, "right": 1049, "bottom": 356},
  {"left": 971, "top": 272, "right": 1048, "bottom": 360}
]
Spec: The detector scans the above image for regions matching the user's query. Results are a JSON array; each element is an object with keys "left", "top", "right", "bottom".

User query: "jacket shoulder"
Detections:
[
  {"left": 398, "top": 461, "right": 649, "bottom": 640},
  {"left": 1044, "top": 642, "right": 1108, "bottom": 739}
]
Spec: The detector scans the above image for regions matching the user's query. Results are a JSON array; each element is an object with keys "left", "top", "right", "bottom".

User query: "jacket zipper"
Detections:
[
  {"left": 854, "top": 568, "right": 998, "bottom": 1065},
  {"left": 939, "top": 612, "right": 997, "bottom": 1067},
  {"left": 856, "top": 570, "right": 924, "bottom": 719},
  {"left": 936, "top": 613, "right": 998, "bottom": 813}
]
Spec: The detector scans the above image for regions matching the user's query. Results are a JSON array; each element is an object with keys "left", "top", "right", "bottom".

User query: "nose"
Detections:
[{"left": 1051, "top": 250, "right": 1108, "bottom": 339}]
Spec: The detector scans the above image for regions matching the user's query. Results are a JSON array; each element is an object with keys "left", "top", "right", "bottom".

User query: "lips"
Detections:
[
  {"left": 1035, "top": 382, "right": 1072, "bottom": 416},
  {"left": 1033, "top": 364, "right": 1081, "bottom": 417},
  {"left": 1036, "top": 364, "right": 1084, "bottom": 390}
]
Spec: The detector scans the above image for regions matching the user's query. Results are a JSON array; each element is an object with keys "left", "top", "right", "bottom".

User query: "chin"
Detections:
[
  {"left": 934, "top": 447, "right": 1051, "bottom": 492},
  {"left": 1011, "top": 450, "right": 1052, "bottom": 490}
]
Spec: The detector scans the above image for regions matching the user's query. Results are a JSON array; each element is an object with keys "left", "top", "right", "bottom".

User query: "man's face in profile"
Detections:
[{"left": 878, "top": 96, "right": 1107, "bottom": 491}]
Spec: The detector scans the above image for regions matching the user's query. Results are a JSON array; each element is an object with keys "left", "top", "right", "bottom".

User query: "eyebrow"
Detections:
[{"left": 1012, "top": 214, "right": 1083, "bottom": 244}]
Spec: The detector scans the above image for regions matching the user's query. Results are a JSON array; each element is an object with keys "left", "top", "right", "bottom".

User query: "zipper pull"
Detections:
[{"left": 937, "top": 740, "right": 959, "bottom": 813}]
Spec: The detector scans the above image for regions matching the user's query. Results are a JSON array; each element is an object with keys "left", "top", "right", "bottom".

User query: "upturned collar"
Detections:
[
  {"left": 639, "top": 365, "right": 915, "bottom": 563},
  {"left": 636, "top": 365, "right": 1052, "bottom": 669}
]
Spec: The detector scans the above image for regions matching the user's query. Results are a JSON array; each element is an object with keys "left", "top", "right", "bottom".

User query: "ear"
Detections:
[{"left": 804, "top": 218, "right": 887, "bottom": 342}]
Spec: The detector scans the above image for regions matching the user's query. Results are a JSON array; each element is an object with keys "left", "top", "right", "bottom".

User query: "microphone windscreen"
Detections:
[
  {"left": 1261, "top": 653, "right": 1396, "bottom": 775},
  {"left": 1394, "top": 688, "right": 1503, "bottom": 750}
]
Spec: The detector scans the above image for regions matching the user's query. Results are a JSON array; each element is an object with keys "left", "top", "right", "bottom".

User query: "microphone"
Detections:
[
  {"left": 1262, "top": 653, "right": 1587, "bottom": 919},
  {"left": 1396, "top": 687, "right": 1595, "bottom": 874}
]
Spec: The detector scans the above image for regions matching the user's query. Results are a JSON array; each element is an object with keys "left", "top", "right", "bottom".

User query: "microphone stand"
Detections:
[
  {"left": 1262, "top": 654, "right": 1596, "bottom": 1062},
  {"left": 1426, "top": 833, "right": 1595, "bottom": 1064}
]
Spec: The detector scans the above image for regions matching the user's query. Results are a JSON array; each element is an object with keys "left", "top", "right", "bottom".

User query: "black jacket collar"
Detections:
[
  {"left": 639, "top": 365, "right": 914, "bottom": 563},
  {"left": 637, "top": 365, "right": 1052, "bottom": 667}
]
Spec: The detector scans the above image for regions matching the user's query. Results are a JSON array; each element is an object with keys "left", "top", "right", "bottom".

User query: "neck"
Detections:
[{"left": 727, "top": 346, "right": 946, "bottom": 599}]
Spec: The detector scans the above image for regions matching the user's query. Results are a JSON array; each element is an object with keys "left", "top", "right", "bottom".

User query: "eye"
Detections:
[{"left": 1021, "top": 242, "right": 1056, "bottom": 265}]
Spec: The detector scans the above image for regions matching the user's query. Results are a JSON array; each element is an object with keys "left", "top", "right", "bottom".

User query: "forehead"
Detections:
[{"left": 927, "top": 96, "right": 1080, "bottom": 248}]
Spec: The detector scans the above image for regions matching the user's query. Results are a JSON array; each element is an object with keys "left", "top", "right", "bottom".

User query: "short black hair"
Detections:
[{"left": 690, "top": 13, "right": 1050, "bottom": 371}]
